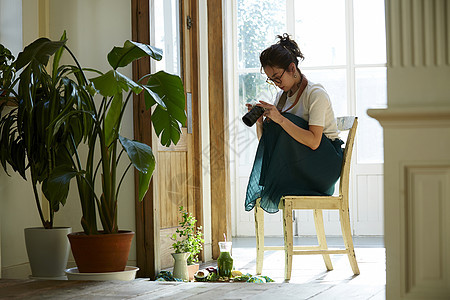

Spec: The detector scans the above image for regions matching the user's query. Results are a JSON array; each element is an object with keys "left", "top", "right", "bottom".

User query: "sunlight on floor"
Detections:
[{"left": 231, "top": 237, "right": 386, "bottom": 286}]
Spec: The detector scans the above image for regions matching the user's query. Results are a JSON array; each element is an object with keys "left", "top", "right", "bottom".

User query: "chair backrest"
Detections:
[{"left": 336, "top": 116, "right": 358, "bottom": 198}]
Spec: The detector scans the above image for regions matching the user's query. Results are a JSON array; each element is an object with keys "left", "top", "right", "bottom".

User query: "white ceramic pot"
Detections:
[
  {"left": 65, "top": 266, "right": 139, "bottom": 281},
  {"left": 24, "top": 227, "right": 72, "bottom": 279}
]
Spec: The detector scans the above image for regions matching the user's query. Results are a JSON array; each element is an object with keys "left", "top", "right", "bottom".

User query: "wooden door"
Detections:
[
  {"left": 132, "top": 0, "right": 201, "bottom": 278},
  {"left": 150, "top": 0, "right": 202, "bottom": 269}
]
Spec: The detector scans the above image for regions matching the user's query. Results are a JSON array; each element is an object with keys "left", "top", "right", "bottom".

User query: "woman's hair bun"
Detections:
[
  {"left": 259, "top": 33, "right": 304, "bottom": 70},
  {"left": 276, "top": 33, "right": 304, "bottom": 62}
]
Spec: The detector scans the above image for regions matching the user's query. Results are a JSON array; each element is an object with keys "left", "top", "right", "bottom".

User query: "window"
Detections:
[
  {"left": 235, "top": 0, "right": 386, "bottom": 164},
  {"left": 152, "top": 0, "right": 181, "bottom": 76}
]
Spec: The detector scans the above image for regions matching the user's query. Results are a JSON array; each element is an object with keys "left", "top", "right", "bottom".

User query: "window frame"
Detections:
[{"left": 234, "top": 0, "right": 387, "bottom": 164}]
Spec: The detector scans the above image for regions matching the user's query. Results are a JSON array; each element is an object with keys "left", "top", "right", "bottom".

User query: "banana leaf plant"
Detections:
[
  {"left": 42, "top": 36, "right": 186, "bottom": 235},
  {"left": 0, "top": 35, "right": 90, "bottom": 228}
]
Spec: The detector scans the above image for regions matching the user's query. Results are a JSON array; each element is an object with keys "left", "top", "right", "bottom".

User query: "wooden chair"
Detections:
[{"left": 254, "top": 116, "right": 360, "bottom": 280}]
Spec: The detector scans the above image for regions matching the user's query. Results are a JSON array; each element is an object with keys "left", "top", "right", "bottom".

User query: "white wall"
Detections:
[
  {"left": 0, "top": 0, "right": 38, "bottom": 279},
  {"left": 49, "top": 0, "right": 135, "bottom": 266},
  {"left": 0, "top": 0, "right": 22, "bottom": 54},
  {"left": 0, "top": 0, "right": 135, "bottom": 278}
]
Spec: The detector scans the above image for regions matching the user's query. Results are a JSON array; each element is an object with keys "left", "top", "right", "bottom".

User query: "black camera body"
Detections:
[{"left": 242, "top": 105, "right": 265, "bottom": 127}]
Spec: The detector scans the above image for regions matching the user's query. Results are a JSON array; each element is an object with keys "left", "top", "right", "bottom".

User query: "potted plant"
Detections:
[
  {"left": 0, "top": 35, "right": 86, "bottom": 278},
  {"left": 170, "top": 206, "right": 204, "bottom": 281},
  {"left": 41, "top": 34, "right": 186, "bottom": 275}
]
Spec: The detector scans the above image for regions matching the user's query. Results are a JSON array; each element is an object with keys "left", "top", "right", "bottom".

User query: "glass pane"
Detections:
[
  {"left": 238, "top": 72, "right": 278, "bottom": 114},
  {"left": 237, "top": 72, "right": 278, "bottom": 166},
  {"left": 237, "top": 0, "right": 286, "bottom": 69},
  {"left": 355, "top": 67, "right": 387, "bottom": 163},
  {"left": 154, "top": 0, "right": 181, "bottom": 75},
  {"left": 304, "top": 69, "right": 348, "bottom": 118},
  {"left": 295, "top": 0, "right": 346, "bottom": 67},
  {"left": 354, "top": 0, "right": 386, "bottom": 64}
]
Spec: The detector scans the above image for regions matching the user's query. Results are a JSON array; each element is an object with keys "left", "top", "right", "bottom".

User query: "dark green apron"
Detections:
[{"left": 245, "top": 113, "right": 343, "bottom": 213}]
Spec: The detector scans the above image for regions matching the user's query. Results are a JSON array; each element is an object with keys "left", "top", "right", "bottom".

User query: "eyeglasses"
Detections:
[{"left": 266, "top": 69, "right": 286, "bottom": 85}]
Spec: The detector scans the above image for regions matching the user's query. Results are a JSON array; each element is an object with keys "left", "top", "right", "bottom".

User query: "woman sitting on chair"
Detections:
[{"left": 245, "top": 33, "right": 343, "bottom": 214}]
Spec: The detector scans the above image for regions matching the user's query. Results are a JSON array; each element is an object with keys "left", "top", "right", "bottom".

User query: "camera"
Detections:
[{"left": 242, "top": 105, "right": 265, "bottom": 127}]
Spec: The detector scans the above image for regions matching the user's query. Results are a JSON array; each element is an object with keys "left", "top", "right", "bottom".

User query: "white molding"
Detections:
[
  {"left": 404, "top": 165, "right": 450, "bottom": 296},
  {"left": 389, "top": 161, "right": 450, "bottom": 299},
  {"left": 199, "top": 0, "right": 212, "bottom": 262},
  {"left": 225, "top": 0, "right": 239, "bottom": 237},
  {"left": 368, "top": 107, "right": 450, "bottom": 127},
  {"left": 1, "top": 259, "right": 137, "bottom": 279},
  {"left": 387, "top": 0, "right": 450, "bottom": 67},
  {"left": 2, "top": 263, "right": 31, "bottom": 279}
]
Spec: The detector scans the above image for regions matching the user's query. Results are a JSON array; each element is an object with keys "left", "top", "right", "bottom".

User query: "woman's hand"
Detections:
[
  {"left": 245, "top": 103, "right": 264, "bottom": 125},
  {"left": 257, "top": 101, "right": 284, "bottom": 124}
]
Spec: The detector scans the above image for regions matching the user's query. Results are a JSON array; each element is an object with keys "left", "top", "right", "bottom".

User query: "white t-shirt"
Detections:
[{"left": 274, "top": 80, "right": 340, "bottom": 140}]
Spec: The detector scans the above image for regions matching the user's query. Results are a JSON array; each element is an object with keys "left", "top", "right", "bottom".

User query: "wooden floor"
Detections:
[{"left": 0, "top": 236, "right": 385, "bottom": 299}]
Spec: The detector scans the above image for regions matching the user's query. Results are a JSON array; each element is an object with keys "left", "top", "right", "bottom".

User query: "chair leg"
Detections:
[
  {"left": 339, "top": 208, "right": 360, "bottom": 275},
  {"left": 254, "top": 199, "right": 265, "bottom": 275},
  {"left": 313, "top": 209, "right": 333, "bottom": 271},
  {"left": 283, "top": 200, "right": 293, "bottom": 281}
]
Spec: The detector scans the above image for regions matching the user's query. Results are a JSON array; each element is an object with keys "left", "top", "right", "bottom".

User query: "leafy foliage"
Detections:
[
  {"left": 0, "top": 44, "right": 15, "bottom": 95},
  {"left": 0, "top": 34, "right": 186, "bottom": 234},
  {"left": 0, "top": 34, "right": 91, "bottom": 228},
  {"left": 171, "top": 206, "right": 204, "bottom": 265}
]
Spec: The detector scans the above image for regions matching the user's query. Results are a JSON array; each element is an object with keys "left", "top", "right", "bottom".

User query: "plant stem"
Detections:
[
  {"left": 31, "top": 178, "right": 48, "bottom": 228},
  {"left": 116, "top": 162, "right": 132, "bottom": 201}
]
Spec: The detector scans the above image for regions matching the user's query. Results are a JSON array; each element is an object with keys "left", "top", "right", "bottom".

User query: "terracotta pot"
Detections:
[
  {"left": 187, "top": 263, "right": 200, "bottom": 281},
  {"left": 67, "top": 231, "right": 134, "bottom": 273}
]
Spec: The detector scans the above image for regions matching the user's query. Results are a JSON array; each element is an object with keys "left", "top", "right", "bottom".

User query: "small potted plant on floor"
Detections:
[{"left": 170, "top": 206, "right": 204, "bottom": 281}]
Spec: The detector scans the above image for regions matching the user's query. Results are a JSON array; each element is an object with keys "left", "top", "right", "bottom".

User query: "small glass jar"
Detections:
[{"left": 217, "top": 241, "right": 233, "bottom": 277}]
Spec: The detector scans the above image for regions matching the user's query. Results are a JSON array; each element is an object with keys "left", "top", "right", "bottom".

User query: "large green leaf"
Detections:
[
  {"left": 118, "top": 135, "right": 155, "bottom": 201},
  {"left": 141, "top": 85, "right": 165, "bottom": 108},
  {"left": 15, "top": 38, "right": 66, "bottom": 70},
  {"left": 91, "top": 70, "right": 142, "bottom": 97},
  {"left": 105, "top": 92, "right": 123, "bottom": 146},
  {"left": 42, "top": 165, "right": 80, "bottom": 212},
  {"left": 52, "top": 31, "right": 67, "bottom": 78},
  {"left": 144, "top": 71, "right": 185, "bottom": 115},
  {"left": 143, "top": 71, "right": 186, "bottom": 146},
  {"left": 152, "top": 105, "right": 182, "bottom": 146},
  {"left": 107, "top": 40, "right": 162, "bottom": 69},
  {"left": 10, "top": 139, "right": 26, "bottom": 179}
]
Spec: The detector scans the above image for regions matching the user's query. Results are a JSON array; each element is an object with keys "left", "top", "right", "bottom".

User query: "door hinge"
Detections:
[{"left": 187, "top": 15, "right": 193, "bottom": 30}]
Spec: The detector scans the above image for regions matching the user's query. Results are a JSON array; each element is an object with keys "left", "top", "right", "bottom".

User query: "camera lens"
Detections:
[{"left": 242, "top": 105, "right": 265, "bottom": 127}]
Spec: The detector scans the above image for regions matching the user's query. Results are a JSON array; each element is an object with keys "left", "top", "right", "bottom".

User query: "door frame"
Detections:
[
  {"left": 132, "top": 0, "right": 204, "bottom": 279},
  {"left": 133, "top": 0, "right": 233, "bottom": 277}
]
